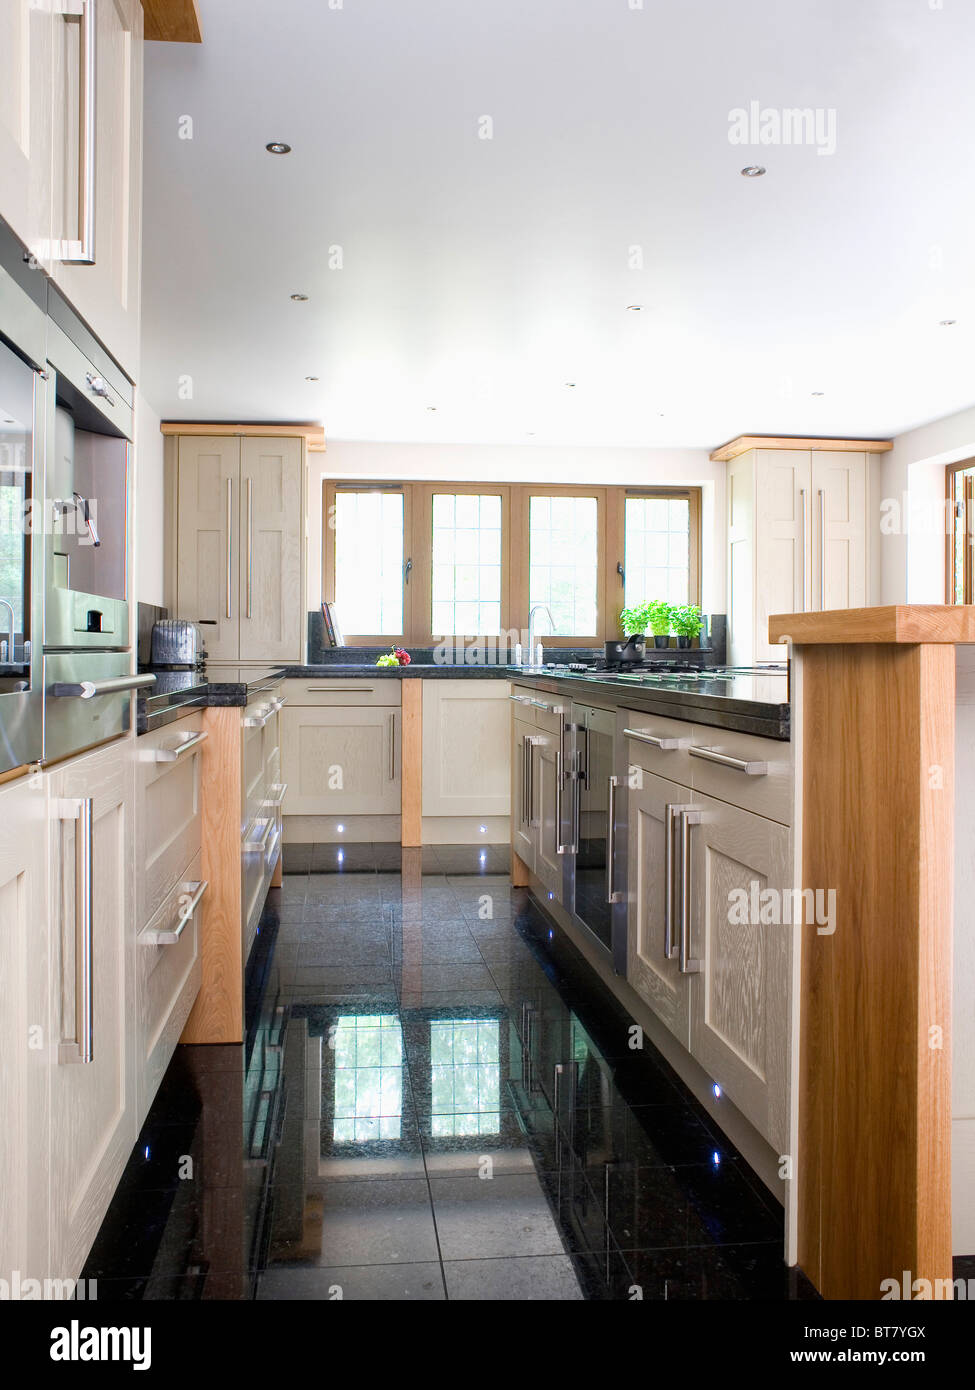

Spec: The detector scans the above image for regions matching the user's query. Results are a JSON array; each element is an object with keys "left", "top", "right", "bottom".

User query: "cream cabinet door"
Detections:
[
  {"left": 281, "top": 705, "right": 401, "bottom": 816},
  {"left": 754, "top": 449, "right": 810, "bottom": 660},
  {"left": 176, "top": 436, "right": 241, "bottom": 660},
  {"left": 238, "top": 437, "right": 304, "bottom": 662},
  {"left": 811, "top": 451, "right": 867, "bottom": 612},
  {"left": 686, "top": 792, "right": 792, "bottom": 1152},
  {"left": 512, "top": 715, "right": 536, "bottom": 871},
  {"left": 0, "top": 774, "right": 51, "bottom": 1285},
  {"left": 0, "top": 1, "right": 54, "bottom": 268},
  {"left": 532, "top": 733, "right": 564, "bottom": 902},
  {"left": 49, "top": 740, "right": 135, "bottom": 1281},
  {"left": 52, "top": 0, "right": 143, "bottom": 376},
  {"left": 422, "top": 680, "right": 511, "bottom": 816},
  {"left": 626, "top": 769, "right": 692, "bottom": 1047}
]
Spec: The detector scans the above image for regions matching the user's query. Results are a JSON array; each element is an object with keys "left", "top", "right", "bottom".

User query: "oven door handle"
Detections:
[{"left": 51, "top": 674, "right": 157, "bottom": 699}]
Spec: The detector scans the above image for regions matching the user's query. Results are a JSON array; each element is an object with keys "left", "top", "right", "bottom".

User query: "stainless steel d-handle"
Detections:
[
  {"left": 678, "top": 808, "right": 703, "bottom": 975},
  {"left": 226, "top": 477, "right": 233, "bottom": 619},
  {"left": 51, "top": 673, "right": 157, "bottom": 699},
  {"left": 664, "top": 803, "right": 677, "bottom": 960},
  {"left": 800, "top": 487, "right": 808, "bottom": 611},
  {"left": 388, "top": 712, "right": 396, "bottom": 781},
  {"left": 623, "top": 727, "right": 684, "bottom": 750},
  {"left": 59, "top": 0, "right": 96, "bottom": 264},
  {"left": 522, "top": 736, "right": 529, "bottom": 824},
  {"left": 819, "top": 488, "right": 826, "bottom": 609},
  {"left": 606, "top": 775, "right": 622, "bottom": 904},
  {"left": 688, "top": 745, "right": 768, "bottom": 776},
  {"left": 153, "top": 729, "right": 209, "bottom": 763},
  {"left": 141, "top": 880, "right": 209, "bottom": 946},
  {"left": 526, "top": 736, "right": 538, "bottom": 826},
  {"left": 246, "top": 478, "right": 253, "bottom": 619},
  {"left": 59, "top": 798, "right": 94, "bottom": 1064}
]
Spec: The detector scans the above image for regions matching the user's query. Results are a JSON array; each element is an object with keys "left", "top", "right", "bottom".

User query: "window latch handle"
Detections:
[{"left": 404, "top": 557, "right": 413, "bottom": 584}]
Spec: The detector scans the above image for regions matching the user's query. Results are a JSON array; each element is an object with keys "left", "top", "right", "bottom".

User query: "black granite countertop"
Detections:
[{"left": 136, "top": 667, "right": 287, "bottom": 733}]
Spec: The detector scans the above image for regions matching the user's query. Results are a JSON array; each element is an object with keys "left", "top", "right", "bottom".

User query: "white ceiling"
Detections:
[{"left": 141, "top": 0, "right": 975, "bottom": 449}]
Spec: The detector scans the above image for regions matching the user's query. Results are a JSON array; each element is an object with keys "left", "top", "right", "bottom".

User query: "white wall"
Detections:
[
  {"left": 879, "top": 405, "right": 975, "bottom": 603},
  {"left": 308, "top": 441, "right": 725, "bottom": 617},
  {"left": 133, "top": 392, "right": 165, "bottom": 605}
]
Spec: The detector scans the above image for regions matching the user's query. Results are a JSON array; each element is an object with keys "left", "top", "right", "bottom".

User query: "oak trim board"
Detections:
[
  {"left": 401, "top": 681, "right": 423, "bottom": 847},
  {"left": 141, "top": 0, "right": 202, "bottom": 43},
  {"left": 161, "top": 421, "right": 325, "bottom": 449},
  {"left": 796, "top": 643, "right": 953, "bottom": 1299},
  {"left": 710, "top": 435, "right": 892, "bottom": 464},
  {"left": 181, "top": 707, "right": 243, "bottom": 1044},
  {"left": 770, "top": 604, "right": 975, "bottom": 646}
]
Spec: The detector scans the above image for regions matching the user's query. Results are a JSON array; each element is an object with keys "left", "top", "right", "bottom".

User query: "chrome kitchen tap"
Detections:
[
  {"left": 527, "top": 604, "right": 555, "bottom": 664},
  {"left": 0, "top": 599, "right": 15, "bottom": 665}
]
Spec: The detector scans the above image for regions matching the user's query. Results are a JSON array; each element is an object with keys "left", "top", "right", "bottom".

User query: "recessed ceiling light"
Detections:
[
  {"left": 626, "top": 304, "right": 643, "bottom": 312},
  {"left": 526, "top": 431, "right": 535, "bottom": 437},
  {"left": 940, "top": 319, "right": 957, "bottom": 326},
  {"left": 740, "top": 165, "right": 766, "bottom": 177},
  {"left": 564, "top": 382, "right": 576, "bottom": 388},
  {"left": 266, "top": 142, "right": 291, "bottom": 154},
  {"left": 426, "top": 406, "right": 437, "bottom": 412},
  {"left": 290, "top": 292, "right": 308, "bottom": 301},
  {"left": 811, "top": 391, "right": 825, "bottom": 397},
  {"left": 305, "top": 375, "right": 319, "bottom": 382}
]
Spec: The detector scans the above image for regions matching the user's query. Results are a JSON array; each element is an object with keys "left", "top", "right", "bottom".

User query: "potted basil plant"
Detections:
[
  {"left": 646, "top": 599, "right": 673, "bottom": 649},
  {"left": 611, "top": 602, "right": 652, "bottom": 665},
  {"left": 670, "top": 604, "right": 703, "bottom": 649}
]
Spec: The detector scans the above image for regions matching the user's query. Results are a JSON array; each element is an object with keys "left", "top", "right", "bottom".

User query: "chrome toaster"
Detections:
[{"left": 150, "top": 619, "right": 206, "bottom": 669}]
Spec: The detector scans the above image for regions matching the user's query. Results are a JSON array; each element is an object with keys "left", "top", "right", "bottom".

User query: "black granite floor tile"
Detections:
[
  {"left": 443, "top": 1254, "right": 584, "bottom": 1300},
  {"left": 257, "top": 1262, "right": 445, "bottom": 1300},
  {"left": 264, "top": 1178, "right": 439, "bottom": 1268}
]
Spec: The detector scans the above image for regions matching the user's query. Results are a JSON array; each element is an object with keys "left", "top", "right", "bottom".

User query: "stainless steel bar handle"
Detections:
[
  {"left": 246, "top": 478, "right": 253, "bottom": 619},
  {"left": 800, "top": 487, "right": 808, "bottom": 611},
  {"left": 307, "top": 686, "right": 375, "bottom": 693},
  {"left": 264, "top": 783, "right": 289, "bottom": 809},
  {"left": 226, "top": 477, "right": 233, "bottom": 619},
  {"left": 819, "top": 488, "right": 826, "bottom": 610},
  {"left": 244, "top": 816, "right": 275, "bottom": 853},
  {"left": 522, "top": 736, "right": 529, "bottom": 825},
  {"left": 51, "top": 673, "right": 157, "bottom": 699},
  {"left": 142, "top": 881, "right": 209, "bottom": 946},
  {"left": 527, "top": 736, "right": 538, "bottom": 826},
  {"left": 59, "top": 798, "right": 94, "bottom": 1064},
  {"left": 555, "top": 741, "right": 565, "bottom": 854},
  {"left": 688, "top": 745, "right": 768, "bottom": 776},
  {"left": 678, "top": 808, "right": 703, "bottom": 975},
  {"left": 623, "top": 727, "right": 684, "bottom": 750},
  {"left": 606, "top": 775, "right": 622, "bottom": 904},
  {"left": 509, "top": 693, "right": 533, "bottom": 705},
  {"left": 153, "top": 729, "right": 209, "bottom": 763},
  {"left": 663, "top": 803, "right": 677, "bottom": 960},
  {"left": 388, "top": 712, "right": 396, "bottom": 781},
  {"left": 269, "top": 696, "right": 287, "bottom": 712},
  {"left": 582, "top": 723, "right": 591, "bottom": 790},
  {"left": 59, "top": 0, "right": 96, "bottom": 264}
]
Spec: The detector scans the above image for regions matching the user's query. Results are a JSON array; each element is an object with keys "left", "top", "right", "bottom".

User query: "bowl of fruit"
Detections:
[{"left": 376, "top": 647, "right": 411, "bottom": 667}]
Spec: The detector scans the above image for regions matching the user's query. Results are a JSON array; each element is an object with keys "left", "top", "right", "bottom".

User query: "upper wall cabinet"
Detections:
[
  {"left": 174, "top": 434, "right": 306, "bottom": 663},
  {"left": 719, "top": 437, "right": 890, "bottom": 665},
  {"left": 0, "top": 0, "right": 143, "bottom": 377}
]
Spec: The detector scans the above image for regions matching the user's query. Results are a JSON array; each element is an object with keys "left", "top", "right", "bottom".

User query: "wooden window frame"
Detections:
[
  {"left": 946, "top": 461, "right": 975, "bottom": 605},
  {"left": 322, "top": 478, "right": 703, "bottom": 647}
]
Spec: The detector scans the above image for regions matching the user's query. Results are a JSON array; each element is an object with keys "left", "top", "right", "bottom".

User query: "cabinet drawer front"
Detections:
[
  {"left": 137, "top": 855, "right": 204, "bottom": 1111},
  {"left": 284, "top": 678, "right": 402, "bottom": 707},
  {"left": 687, "top": 728, "right": 792, "bottom": 824},
  {"left": 531, "top": 695, "right": 567, "bottom": 735},
  {"left": 137, "top": 714, "right": 205, "bottom": 929},
  {"left": 620, "top": 709, "right": 694, "bottom": 783}
]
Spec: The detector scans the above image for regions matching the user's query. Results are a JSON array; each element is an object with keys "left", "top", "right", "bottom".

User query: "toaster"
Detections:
[{"left": 150, "top": 619, "right": 206, "bottom": 669}]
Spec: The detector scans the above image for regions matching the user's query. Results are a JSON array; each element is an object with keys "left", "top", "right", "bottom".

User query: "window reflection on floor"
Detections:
[
  {"left": 430, "top": 1019, "right": 500, "bottom": 1136},
  {"left": 331, "top": 1015, "right": 405, "bottom": 1142}
]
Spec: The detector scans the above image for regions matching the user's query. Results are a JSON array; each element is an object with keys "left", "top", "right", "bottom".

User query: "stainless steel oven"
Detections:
[{"left": 0, "top": 227, "right": 47, "bottom": 773}]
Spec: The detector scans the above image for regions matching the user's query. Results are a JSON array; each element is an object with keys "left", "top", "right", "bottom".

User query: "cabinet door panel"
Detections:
[
  {"left": 812, "top": 452, "right": 866, "bottom": 612},
  {"left": 176, "top": 436, "right": 240, "bottom": 659},
  {"left": 422, "top": 681, "right": 511, "bottom": 816},
  {"left": 0, "top": 1, "right": 54, "bottom": 267},
  {"left": 687, "top": 793, "right": 792, "bottom": 1151},
  {"left": 281, "top": 706, "right": 400, "bottom": 815},
  {"left": 754, "top": 449, "right": 810, "bottom": 660},
  {"left": 512, "top": 715, "right": 535, "bottom": 870},
  {"left": 625, "top": 769, "right": 692, "bottom": 1046},
  {"left": 238, "top": 437, "right": 303, "bottom": 661},
  {"left": 49, "top": 743, "right": 135, "bottom": 1280},
  {"left": 533, "top": 734, "right": 564, "bottom": 902}
]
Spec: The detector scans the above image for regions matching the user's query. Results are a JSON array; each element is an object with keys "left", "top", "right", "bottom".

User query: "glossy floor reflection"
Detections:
[{"left": 84, "top": 843, "right": 819, "bottom": 1301}]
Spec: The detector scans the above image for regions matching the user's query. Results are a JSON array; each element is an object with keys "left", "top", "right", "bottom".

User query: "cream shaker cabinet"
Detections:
[
  {"left": 0, "top": 0, "right": 55, "bottom": 271},
  {"left": 422, "top": 680, "right": 511, "bottom": 817},
  {"left": 0, "top": 773, "right": 53, "bottom": 1286},
  {"left": 175, "top": 435, "right": 306, "bottom": 663},
  {"left": 48, "top": 739, "right": 136, "bottom": 1281},
  {"left": 281, "top": 704, "right": 401, "bottom": 816},
  {"left": 727, "top": 445, "right": 870, "bottom": 664}
]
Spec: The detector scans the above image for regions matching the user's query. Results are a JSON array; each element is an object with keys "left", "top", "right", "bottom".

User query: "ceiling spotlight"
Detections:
[
  {"left": 811, "top": 391, "right": 825, "bottom": 397},
  {"left": 266, "top": 142, "right": 292, "bottom": 154},
  {"left": 940, "top": 319, "right": 957, "bottom": 326},
  {"left": 305, "top": 375, "right": 319, "bottom": 382},
  {"left": 290, "top": 292, "right": 308, "bottom": 301},
  {"left": 565, "top": 382, "right": 576, "bottom": 388},
  {"left": 740, "top": 165, "right": 766, "bottom": 177},
  {"left": 626, "top": 304, "right": 643, "bottom": 312},
  {"left": 426, "top": 406, "right": 437, "bottom": 412}
]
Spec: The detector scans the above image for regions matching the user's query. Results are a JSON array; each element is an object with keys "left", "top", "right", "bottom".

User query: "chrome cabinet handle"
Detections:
[
  {"left": 521, "top": 735, "right": 529, "bottom": 825},
  {"left": 243, "top": 704, "right": 271, "bottom": 728},
  {"left": 85, "top": 372, "right": 113, "bottom": 406},
  {"left": 678, "top": 807, "right": 703, "bottom": 975},
  {"left": 51, "top": 673, "right": 157, "bottom": 699},
  {"left": 59, "top": 0, "right": 96, "bottom": 264},
  {"left": 57, "top": 797, "right": 94, "bottom": 1064},
  {"left": 153, "top": 729, "right": 208, "bottom": 762},
  {"left": 526, "top": 736, "right": 538, "bottom": 826},
  {"left": 581, "top": 723, "right": 591, "bottom": 790},
  {"left": 387, "top": 712, "right": 396, "bottom": 781},
  {"left": 264, "top": 782, "right": 289, "bottom": 809},
  {"left": 623, "top": 727, "right": 685, "bottom": 750},
  {"left": 606, "top": 775, "right": 622, "bottom": 904},
  {"left": 509, "top": 693, "right": 533, "bottom": 705},
  {"left": 226, "top": 477, "right": 233, "bottom": 619},
  {"left": 244, "top": 817, "right": 275, "bottom": 854},
  {"left": 688, "top": 745, "right": 768, "bottom": 776},
  {"left": 246, "top": 478, "right": 253, "bottom": 618},
  {"left": 819, "top": 487, "right": 826, "bottom": 609},
  {"left": 663, "top": 803, "right": 677, "bottom": 960},
  {"left": 141, "top": 881, "right": 208, "bottom": 946},
  {"left": 306, "top": 686, "right": 376, "bottom": 693},
  {"left": 269, "top": 695, "right": 287, "bottom": 712},
  {"left": 799, "top": 487, "right": 808, "bottom": 611}
]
